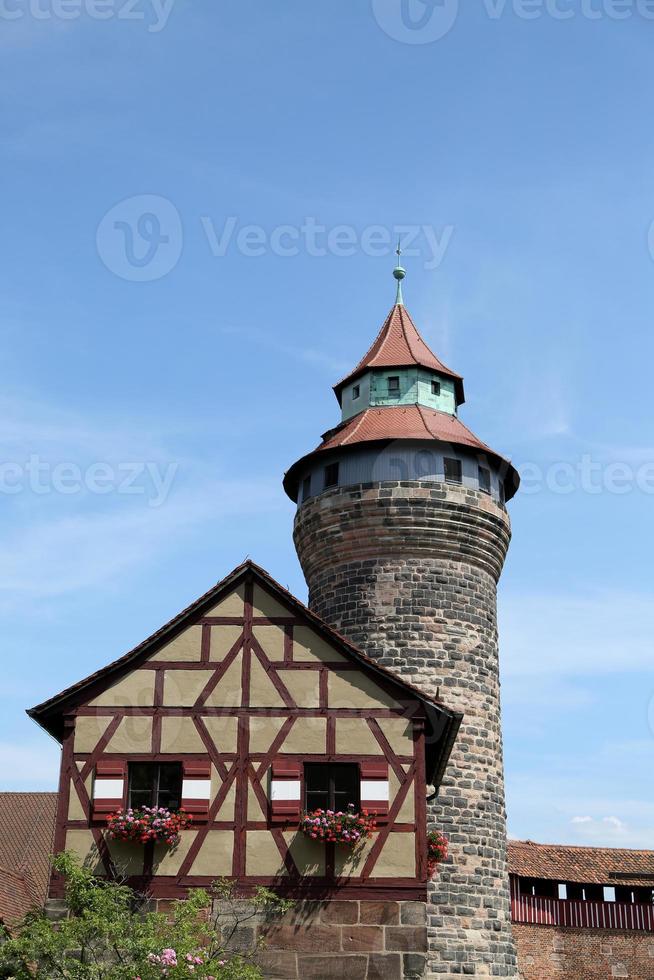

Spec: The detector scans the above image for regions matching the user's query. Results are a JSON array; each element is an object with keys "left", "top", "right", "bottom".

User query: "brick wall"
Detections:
[
  {"left": 514, "top": 923, "right": 654, "bottom": 979},
  {"left": 293, "top": 480, "right": 519, "bottom": 978}
]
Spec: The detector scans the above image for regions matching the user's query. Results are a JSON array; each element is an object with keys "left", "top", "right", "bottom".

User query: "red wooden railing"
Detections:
[{"left": 511, "top": 893, "right": 654, "bottom": 932}]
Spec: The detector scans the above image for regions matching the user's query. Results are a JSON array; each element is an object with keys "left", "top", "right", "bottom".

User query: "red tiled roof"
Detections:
[
  {"left": 508, "top": 840, "right": 654, "bottom": 887},
  {"left": 0, "top": 867, "right": 38, "bottom": 926},
  {"left": 284, "top": 404, "right": 520, "bottom": 502},
  {"left": 0, "top": 793, "right": 57, "bottom": 923},
  {"left": 334, "top": 304, "right": 465, "bottom": 405},
  {"left": 317, "top": 404, "right": 495, "bottom": 455}
]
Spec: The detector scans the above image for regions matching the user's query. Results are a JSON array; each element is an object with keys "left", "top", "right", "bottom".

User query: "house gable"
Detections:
[{"left": 30, "top": 562, "right": 460, "bottom": 901}]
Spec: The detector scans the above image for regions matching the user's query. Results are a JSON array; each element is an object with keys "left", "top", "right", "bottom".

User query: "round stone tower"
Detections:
[{"left": 284, "top": 264, "right": 521, "bottom": 978}]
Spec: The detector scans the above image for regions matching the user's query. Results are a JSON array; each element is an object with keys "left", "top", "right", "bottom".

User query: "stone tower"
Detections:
[{"left": 284, "top": 263, "right": 521, "bottom": 978}]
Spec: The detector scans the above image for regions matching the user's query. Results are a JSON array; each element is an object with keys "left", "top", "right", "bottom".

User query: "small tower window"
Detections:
[
  {"left": 478, "top": 466, "right": 491, "bottom": 494},
  {"left": 302, "top": 475, "right": 311, "bottom": 501},
  {"left": 388, "top": 376, "right": 400, "bottom": 394},
  {"left": 431, "top": 380, "right": 441, "bottom": 396},
  {"left": 352, "top": 385, "right": 360, "bottom": 400},
  {"left": 444, "top": 458, "right": 462, "bottom": 484},
  {"left": 324, "top": 462, "right": 339, "bottom": 489}
]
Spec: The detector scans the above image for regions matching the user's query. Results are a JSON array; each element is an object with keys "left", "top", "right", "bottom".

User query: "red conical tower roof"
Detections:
[{"left": 333, "top": 303, "right": 465, "bottom": 406}]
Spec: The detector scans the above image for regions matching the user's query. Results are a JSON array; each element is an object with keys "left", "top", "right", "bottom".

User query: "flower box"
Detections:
[
  {"left": 300, "top": 805, "right": 377, "bottom": 847},
  {"left": 106, "top": 807, "right": 192, "bottom": 846}
]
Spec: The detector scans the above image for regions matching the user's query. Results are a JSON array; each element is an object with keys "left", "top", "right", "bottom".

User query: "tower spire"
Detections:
[{"left": 393, "top": 239, "right": 406, "bottom": 306}]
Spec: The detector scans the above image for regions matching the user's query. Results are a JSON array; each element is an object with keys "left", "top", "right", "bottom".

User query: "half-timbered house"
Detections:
[{"left": 30, "top": 561, "right": 460, "bottom": 907}]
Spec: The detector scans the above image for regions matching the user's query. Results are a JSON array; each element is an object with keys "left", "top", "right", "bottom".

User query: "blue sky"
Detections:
[{"left": 2, "top": 1, "right": 653, "bottom": 848}]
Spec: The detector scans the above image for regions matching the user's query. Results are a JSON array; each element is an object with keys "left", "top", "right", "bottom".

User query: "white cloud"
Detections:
[{"left": 571, "top": 816, "right": 592, "bottom": 824}]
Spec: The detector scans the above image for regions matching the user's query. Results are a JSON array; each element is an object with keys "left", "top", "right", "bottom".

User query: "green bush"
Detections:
[{"left": 0, "top": 853, "right": 292, "bottom": 979}]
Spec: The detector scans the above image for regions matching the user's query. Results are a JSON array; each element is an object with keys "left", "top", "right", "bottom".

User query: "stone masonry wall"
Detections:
[
  {"left": 513, "top": 924, "right": 654, "bottom": 979},
  {"left": 48, "top": 897, "right": 427, "bottom": 980},
  {"left": 293, "top": 481, "right": 518, "bottom": 978}
]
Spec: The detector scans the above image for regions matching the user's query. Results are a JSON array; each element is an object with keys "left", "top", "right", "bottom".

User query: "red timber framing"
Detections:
[{"left": 29, "top": 561, "right": 461, "bottom": 902}]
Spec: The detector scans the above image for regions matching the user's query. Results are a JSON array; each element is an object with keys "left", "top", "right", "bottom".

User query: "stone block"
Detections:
[
  {"left": 360, "top": 901, "right": 400, "bottom": 925},
  {"left": 385, "top": 926, "right": 428, "bottom": 952},
  {"left": 341, "top": 925, "right": 384, "bottom": 952},
  {"left": 400, "top": 902, "right": 427, "bottom": 926},
  {"left": 296, "top": 954, "right": 368, "bottom": 979},
  {"left": 257, "top": 949, "right": 298, "bottom": 978},
  {"left": 367, "top": 953, "right": 403, "bottom": 979},
  {"left": 259, "top": 924, "right": 336, "bottom": 952},
  {"left": 320, "top": 900, "right": 359, "bottom": 924},
  {"left": 403, "top": 951, "right": 428, "bottom": 977}
]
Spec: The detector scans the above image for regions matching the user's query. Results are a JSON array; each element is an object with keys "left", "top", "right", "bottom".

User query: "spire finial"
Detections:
[{"left": 393, "top": 238, "right": 406, "bottom": 305}]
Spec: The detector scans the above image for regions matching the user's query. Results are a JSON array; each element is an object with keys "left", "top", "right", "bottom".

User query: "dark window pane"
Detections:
[
  {"left": 478, "top": 467, "right": 491, "bottom": 494},
  {"left": 128, "top": 763, "right": 156, "bottom": 809},
  {"left": 305, "top": 763, "right": 330, "bottom": 792},
  {"left": 444, "top": 458, "right": 462, "bottom": 484},
  {"left": 331, "top": 764, "right": 360, "bottom": 811},
  {"left": 431, "top": 380, "right": 441, "bottom": 396},
  {"left": 304, "top": 762, "right": 360, "bottom": 812},
  {"left": 388, "top": 376, "right": 400, "bottom": 393},
  {"left": 306, "top": 789, "right": 330, "bottom": 811},
  {"left": 128, "top": 763, "right": 183, "bottom": 812},
  {"left": 352, "top": 385, "right": 360, "bottom": 399},
  {"left": 157, "top": 763, "right": 183, "bottom": 811},
  {"left": 324, "top": 463, "right": 339, "bottom": 489},
  {"left": 302, "top": 475, "right": 311, "bottom": 501}
]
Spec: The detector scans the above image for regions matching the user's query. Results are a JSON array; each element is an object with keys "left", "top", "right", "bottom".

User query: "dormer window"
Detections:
[
  {"left": 388, "top": 376, "right": 400, "bottom": 394},
  {"left": 352, "top": 384, "right": 360, "bottom": 400},
  {"left": 431, "top": 380, "right": 441, "bottom": 396},
  {"left": 444, "top": 458, "right": 462, "bottom": 485},
  {"left": 324, "top": 462, "right": 339, "bottom": 489}
]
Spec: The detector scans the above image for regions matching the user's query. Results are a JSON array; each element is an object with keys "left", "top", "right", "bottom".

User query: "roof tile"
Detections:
[
  {"left": 0, "top": 793, "right": 57, "bottom": 922},
  {"left": 508, "top": 839, "right": 654, "bottom": 887},
  {"left": 318, "top": 405, "right": 495, "bottom": 455},
  {"left": 334, "top": 305, "right": 464, "bottom": 404}
]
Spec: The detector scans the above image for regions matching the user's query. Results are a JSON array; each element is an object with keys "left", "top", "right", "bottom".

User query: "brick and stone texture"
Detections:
[
  {"left": 513, "top": 924, "right": 654, "bottom": 979},
  {"left": 293, "top": 480, "right": 519, "bottom": 978},
  {"left": 213, "top": 898, "right": 427, "bottom": 979}
]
